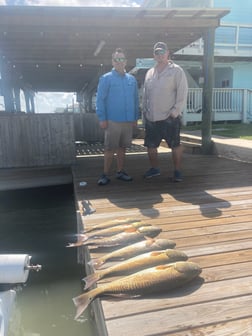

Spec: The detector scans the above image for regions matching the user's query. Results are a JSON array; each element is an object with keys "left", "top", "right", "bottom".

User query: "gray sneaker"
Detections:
[
  {"left": 98, "top": 174, "right": 110, "bottom": 186},
  {"left": 116, "top": 171, "right": 133, "bottom": 182},
  {"left": 173, "top": 170, "right": 183, "bottom": 182}
]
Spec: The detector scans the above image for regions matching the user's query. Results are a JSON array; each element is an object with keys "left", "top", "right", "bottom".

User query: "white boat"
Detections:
[{"left": 0, "top": 254, "right": 41, "bottom": 336}]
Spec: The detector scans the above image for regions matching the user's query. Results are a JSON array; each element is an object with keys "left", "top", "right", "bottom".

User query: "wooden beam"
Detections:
[{"left": 201, "top": 28, "right": 215, "bottom": 154}]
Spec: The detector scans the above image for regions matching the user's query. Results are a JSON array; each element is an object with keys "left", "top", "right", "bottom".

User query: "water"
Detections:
[{"left": 0, "top": 184, "right": 99, "bottom": 336}]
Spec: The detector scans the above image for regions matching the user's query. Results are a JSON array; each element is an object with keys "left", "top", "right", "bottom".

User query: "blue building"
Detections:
[
  {"left": 141, "top": 0, "right": 252, "bottom": 123},
  {"left": 142, "top": 0, "right": 252, "bottom": 89}
]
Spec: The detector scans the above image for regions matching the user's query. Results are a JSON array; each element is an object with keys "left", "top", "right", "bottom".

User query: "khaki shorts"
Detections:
[{"left": 104, "top": 121, "right": 133, "bottom": 150}]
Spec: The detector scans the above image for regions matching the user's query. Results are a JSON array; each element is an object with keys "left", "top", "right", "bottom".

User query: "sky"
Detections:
[{"left": 0, "top": 0, "right": 143, "bottom": 112}]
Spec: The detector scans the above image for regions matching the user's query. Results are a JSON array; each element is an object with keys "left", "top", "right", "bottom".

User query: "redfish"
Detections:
[
  {"left": 83, "top": 249, "right": 188, "bottom": 290},
  {"left": 84, "top": 218, "right": 140, "bottom": 233},
  {"left": 89, "top": 238, "right": 176, "bottom": 269},
  {"left": 80, "top": 221, "right": 149, "bottom": 241},
  {"left": 67, "top": 226, "right": 162, "bottom": 248},
  {"left": 73, "top": 261, "right": 202, "bottom": 320}
]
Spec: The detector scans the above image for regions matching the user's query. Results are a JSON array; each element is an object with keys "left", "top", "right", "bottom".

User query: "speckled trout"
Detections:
[
  {"left": 89, "top": 238, "right": 176, "bottom": 269},
  {"left": 79, "top": 221, "right": 149, "bottom": 241},
  {"left": 67, "top": 226, "right": 162, "bottom": 248},
  {"left": 83, "top": 249, "right": 188, "bottom": 290},
  {"left": 73, "top": 261, "right": 202, "bottom": 320},
  {"left": 84, "top": 218, "right": 141, "bottom": 233}
]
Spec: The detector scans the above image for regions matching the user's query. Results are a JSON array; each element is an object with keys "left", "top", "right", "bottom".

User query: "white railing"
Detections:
[
  {"left": 183, "top": 88, "right": 252, "bottom": 125},
  {"left": 176, "top": 23, "right": 252, "bottom": 58}
]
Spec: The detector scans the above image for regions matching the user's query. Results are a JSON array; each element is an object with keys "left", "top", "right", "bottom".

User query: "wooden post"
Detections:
[
  {"left": 0, "top": 61, "right": 15, "bottom": 112},
  {"left": 201, "top": 28, "right": 215, "bottom": 154}
]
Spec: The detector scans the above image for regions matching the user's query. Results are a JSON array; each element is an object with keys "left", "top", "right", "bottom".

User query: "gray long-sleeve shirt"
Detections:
[{"left": 142, "top": 61, "right": 188, "bottom": 121}]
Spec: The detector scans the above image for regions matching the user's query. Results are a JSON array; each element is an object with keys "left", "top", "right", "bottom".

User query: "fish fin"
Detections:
[
  {"left": 82, "top": 273, "right": 100, "bottom": 290},
  {"left": 88, "top": 258, "right": 104, "bottom": 269},
  {"left": 144, "top": 238, "right": 155, "bottom": 246},
  {"left": 144, "top": 235, "right": 152, "bottom": 241},
  {"left": 72, "top": 292, "right": 93, "bottom": 320}
]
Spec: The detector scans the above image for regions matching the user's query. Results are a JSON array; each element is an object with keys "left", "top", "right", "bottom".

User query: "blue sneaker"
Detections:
[
  {"left": 116, "top": 171, "right": 133, "bottom": 182},
  {"left": 144, "top": 168, "right": 161, "bottom": 179},
  {"left": 97, "top": 174, "right": 110, "bottom": 186},
  {"left": 173, "top": 170, "right": 183, "bottom": 182}
]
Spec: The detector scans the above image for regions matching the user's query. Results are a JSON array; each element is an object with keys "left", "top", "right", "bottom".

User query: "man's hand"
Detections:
[{"left": 99, "top": 121, "right": 108, "bottom": 129}]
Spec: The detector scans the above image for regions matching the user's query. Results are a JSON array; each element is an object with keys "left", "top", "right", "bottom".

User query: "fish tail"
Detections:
[
  {"left": 76, "top": 233, "right": 89, "bottom": 242},
  {"left": 88, "top": 258, "right": 104, "bottom": 269},
  {"left": 66, "top": 234, "right": 89, "bottom": 248},
  {"left": 82, "top": 273, "right": 100, "bottom": 290},
  {"left": 72, "top": 292, "right": 93, "bottom": 320},
  {"left": 66, "top": 241, "right": 83, "bottom": 248}
]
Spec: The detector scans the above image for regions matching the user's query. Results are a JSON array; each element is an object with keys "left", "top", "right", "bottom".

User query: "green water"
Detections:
[{"left": 0, "top": 185, "right": 99, "bottom": 335}]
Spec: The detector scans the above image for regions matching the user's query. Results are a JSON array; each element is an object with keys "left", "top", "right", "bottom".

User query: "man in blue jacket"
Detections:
[{"left": 96, "top": 48, "right": 139, "bottom": 186}]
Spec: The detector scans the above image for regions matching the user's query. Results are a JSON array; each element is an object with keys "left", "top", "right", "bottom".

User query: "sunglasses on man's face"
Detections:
[
  {"left": 154, "top": 49, "right": 166, "bottom": 55},
  {"left": 113, "top": 57, "right": 126, "bottom": 63}
]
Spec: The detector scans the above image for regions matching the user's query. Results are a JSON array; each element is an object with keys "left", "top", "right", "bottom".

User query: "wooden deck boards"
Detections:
[{"left": 73, "top": 148, "right": 252, "bottom": 336}]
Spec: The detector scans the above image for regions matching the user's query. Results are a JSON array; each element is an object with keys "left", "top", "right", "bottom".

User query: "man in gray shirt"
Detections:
[{"left": 142, "top": 42, "right": 188, "bottom": 182}]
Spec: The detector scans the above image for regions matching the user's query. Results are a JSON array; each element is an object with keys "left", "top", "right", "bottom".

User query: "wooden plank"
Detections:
[
  {"left": 0, "top": 114, "right": 76, "bottom": 168},
  {"left": 72, "top": 151, "right": 252, "bottom": 336},
  {"left": 104, "top": 294, "right": 252, "bottom": 336}
]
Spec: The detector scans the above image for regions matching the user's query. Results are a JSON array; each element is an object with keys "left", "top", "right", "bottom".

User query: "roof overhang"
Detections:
[{"left": 0, "top": 6, "right": 230, "bottom": 93}]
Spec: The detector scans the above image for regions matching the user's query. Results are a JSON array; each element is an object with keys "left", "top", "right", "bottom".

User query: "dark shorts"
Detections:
[{"left": 144, "top": 117, "right": 181, "bottom": 149}]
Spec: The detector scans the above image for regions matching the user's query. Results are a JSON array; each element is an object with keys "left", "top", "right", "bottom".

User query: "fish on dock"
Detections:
[
  {"left": 84, "top": 218, "right": 141, "bottom": 233},
  {"left": 79, "top": 221, "right": 150, "bottom": 241},
  {"left": 83, "top": 249, "right": 188, "bottom": 290},
  {"left": 89, "top": 238, "right": 176, "bottom": 269},
  {"left": 73, "top": 261, "right": 202, "bottom": 320},
  {"left": 67, "top": 226, "right": 162, "bottom": 248}
]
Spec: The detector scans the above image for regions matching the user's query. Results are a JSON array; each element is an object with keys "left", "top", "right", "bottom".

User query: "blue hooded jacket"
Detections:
[{"left": 96, "top": 69, "right": 139, "bottom": 122}]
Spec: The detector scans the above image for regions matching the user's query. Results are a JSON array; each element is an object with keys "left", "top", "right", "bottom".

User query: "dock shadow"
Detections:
[
  {"left": 168, "top": 185, "right": 231, "bottom": 218},
  {"left": 101, "top": 275, "right": 204, "bottom": 306}
]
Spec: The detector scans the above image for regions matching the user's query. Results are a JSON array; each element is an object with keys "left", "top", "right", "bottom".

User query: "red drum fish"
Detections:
[
  {"left": 83, "top": 249, "right": 188, "bottom": 290},
  {"left": 79, "top": 221, "right": 150, "bottom": 241},
  {"left": 89, "top": 238, "right": 176, "bottom": 269},
  {"left": 84, "top": 218, "right": 141, "bottom": 233},
  {"left": 67, "top": 226, "right": 162, "bottom": 248},
  {"left": 73, "top": 261, "right": 202, "bottom": 320}
]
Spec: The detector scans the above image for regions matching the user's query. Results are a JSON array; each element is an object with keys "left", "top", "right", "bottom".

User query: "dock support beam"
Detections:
[{"left": 201, "top": 28, "right": 215, "bottom": 154}]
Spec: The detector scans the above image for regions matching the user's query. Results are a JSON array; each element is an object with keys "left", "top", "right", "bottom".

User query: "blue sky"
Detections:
[{"left": 0, "top": 0, "right": 143, "bottom": 112}]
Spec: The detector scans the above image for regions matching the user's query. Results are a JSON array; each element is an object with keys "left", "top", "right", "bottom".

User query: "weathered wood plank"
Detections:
[
  {"left": 104, "top": 294, "right": 252, "bottom": 336},
  {"left": 72, "top": 150, "right": 252, "bottom": 336},
  {"left": 0, "top": 113, "right": 76, "bottom": 168}
]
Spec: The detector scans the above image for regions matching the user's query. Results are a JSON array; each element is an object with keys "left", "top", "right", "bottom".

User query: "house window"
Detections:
[{"left": 222, "top": 80, "right": 230, "bottom": 88}]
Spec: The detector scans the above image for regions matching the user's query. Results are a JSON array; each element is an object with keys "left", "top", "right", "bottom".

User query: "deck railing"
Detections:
[
  {"left": 176, "top": 23, "right": 252, "bottom": 58},
  {"left": 183, "top": 88, "right": 252, "bottom": 125}
]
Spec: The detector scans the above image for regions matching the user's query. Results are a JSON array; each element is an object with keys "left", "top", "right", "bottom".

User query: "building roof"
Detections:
[{"left": 0, "top": 6, "right": 229, "bottom": 93}]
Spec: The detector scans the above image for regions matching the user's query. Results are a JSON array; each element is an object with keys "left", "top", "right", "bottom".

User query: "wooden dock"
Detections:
[
  {"left": 1, "top": 138, "right": 251, "bottom": 335},
  {"left": 72, "top": 140, "right": 252, "bottom": 336}
]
